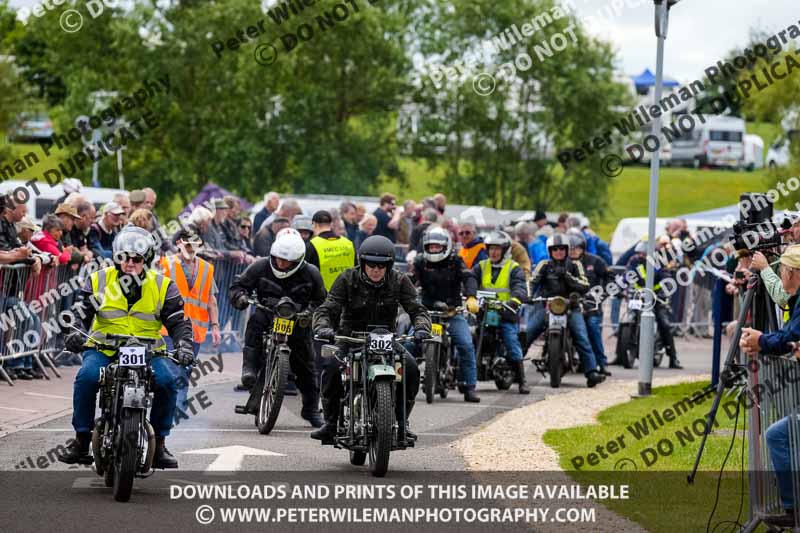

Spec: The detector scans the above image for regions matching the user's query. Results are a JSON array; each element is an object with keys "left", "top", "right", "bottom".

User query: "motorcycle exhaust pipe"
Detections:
[{"left": 142, "top": 420, "right": 156, "bottom": 472}]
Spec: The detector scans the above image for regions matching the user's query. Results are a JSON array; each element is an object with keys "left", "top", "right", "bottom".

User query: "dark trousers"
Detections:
[
  {"left": 653, "top": 303, "right": 677, "bottom": 359},
  {"left": 244, "top": 310, "right": 318, "bottom": 408}
]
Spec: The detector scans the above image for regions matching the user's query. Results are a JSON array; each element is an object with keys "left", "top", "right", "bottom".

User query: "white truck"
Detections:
[{"left": 670, "top": 115, "right": 746, "bottom": 169}]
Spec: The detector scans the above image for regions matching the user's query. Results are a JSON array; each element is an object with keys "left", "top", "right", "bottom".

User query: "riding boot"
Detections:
[
  {"left": 310, "top": 398, "right": 338, "bottom": 443},
  {"left": 153, "top": 436, "right": 178, "bottom": 469},
  {"left": 515, "top": 362, "right": 530, "bottom": 394},
  {"left": 464, "top": 385, "right": 480, "bottom": 403},
  {"left": 241, "top": 347, "right": 260, "bottom": 388},
  {"left": 668, "top": 349, "right": 683, "bottom": 369},
  {"left": 57, "top": 432, "right": 93, "bottom": 465},
  {"left": 299, "top": 387, "right": 323, "bottom": 428}
]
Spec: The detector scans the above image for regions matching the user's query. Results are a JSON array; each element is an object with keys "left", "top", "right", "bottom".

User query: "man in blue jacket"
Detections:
[{"left": 740, "top": 244, "right": 800, "bottom": 528}]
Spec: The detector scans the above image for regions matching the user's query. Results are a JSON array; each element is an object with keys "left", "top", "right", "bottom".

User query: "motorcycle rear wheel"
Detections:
[
  {"left": 113, "top": 408, "right": 140, "bottom": 502},
  {"left": 368, "top": 380, "right": 393, "bottom": 477},
  {"left": 257, "top": 349, "right": 290, "bottom": 435},
  {"left": 424, "top": 344, "right": 437, "bottom": 404}
]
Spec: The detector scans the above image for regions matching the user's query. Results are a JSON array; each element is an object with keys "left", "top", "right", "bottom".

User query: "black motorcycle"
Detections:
[
  {"left": 616, "top": 288, "right": 665, "bottom": 369},
  {"left": 79, "top": 331, "right": 189, "bottom": 502},
  {"left": 530, "top": 294, "right": 581, "bottom": 388},
  {"left": 473, "top": 291, "right": 516, "bottom": 390},
  {"left": 317, "top": 328, "right": 424, "bottom": 477},
  {"left": 421, "top": 302, "right": 460, "bottom": 404},
  {"left": 235, "top": 295, "right": 310, "bottom": 435}
]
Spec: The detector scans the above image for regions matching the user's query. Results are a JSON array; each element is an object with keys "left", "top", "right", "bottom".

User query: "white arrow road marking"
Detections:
[{"left": 182, "top": 445, "right": 285, "bottom": 471}]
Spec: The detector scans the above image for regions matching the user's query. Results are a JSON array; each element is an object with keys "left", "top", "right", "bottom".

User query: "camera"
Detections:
[
  {"left": 734, "top": 271, "right": 745, "bottom": 281},
  {"left": 731, "top": 192, "right": 790, "bottom": 252}
]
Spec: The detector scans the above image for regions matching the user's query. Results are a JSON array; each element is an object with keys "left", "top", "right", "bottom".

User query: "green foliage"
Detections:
[{"left": 406, "top": 0, "right": 632, "bottom": 215}]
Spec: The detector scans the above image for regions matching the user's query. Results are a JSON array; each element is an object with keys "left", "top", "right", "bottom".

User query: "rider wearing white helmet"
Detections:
[{"left": 230, "top": 228, "right": 327, "bottom": 427}]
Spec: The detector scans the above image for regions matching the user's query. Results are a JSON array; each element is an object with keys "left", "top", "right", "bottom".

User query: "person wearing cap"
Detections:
[
  {"left": 203, "top": 198, "right": 247, "bottom": 262},
  {"left": 159, "top": 229, "right": 221, "bottom": 410},
  {"left": 533, "top": 211, "right": 548, "bottom": 229},
  {"left": 130, "top": 189, "right": 147, "bottom": 210},
  {"left": 88, "top": 202, "right": 124, "bottom": 259},
  {"left": 15, "top": 216, "right": 40, "bottom": 244},
  {"left": 293, "top": 214, "right": 314, "bottom": 242},
  {"left": 740, "top": 244, "right": 800, "bottom": 528},
  {"left": 113, "top": 193, "right": 131, "bottom": 226},
  {"left": 305, "top": 210, "right": 356, "bottom": 292},
  {"left": 54, "top": 203, "right": 87, "bottom": 265}
]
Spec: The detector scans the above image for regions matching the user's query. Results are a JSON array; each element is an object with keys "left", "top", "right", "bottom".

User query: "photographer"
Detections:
[{"left": 740, "top": 244, "right": 800, "bottom": 528}]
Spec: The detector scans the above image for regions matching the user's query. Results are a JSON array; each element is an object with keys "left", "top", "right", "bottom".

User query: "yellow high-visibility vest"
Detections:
[
  {"left": 311, "top": 235, "right": 355, "bottom": 291},
  {"left": 88, "top": 266, "right": 169, "bottom": 356},
  {"left": 479, "top": 258, "right": 519, "bottom": 301}
]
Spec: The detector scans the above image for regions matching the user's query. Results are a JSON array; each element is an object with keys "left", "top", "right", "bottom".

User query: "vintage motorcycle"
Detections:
[
  {"left": 530, "top": 294, "right": 581, "bottom": 388},
  {"left": 421, "top": 302, "right": 460, "bottom": 404},
  {"left": 616, "top": 288, "right": 665, "bottom": 369},
  {"left": 473, "top": 290, "right": 516, "bottom": 390},
  {"left": 235, "top": 295, "right": 311, "bottom": 435},
  {"left": 317, "top": 328, "right": 424, "bottom": 477},
  {"left": 74, "top": 330, "right": 191, "bottom": 503}
]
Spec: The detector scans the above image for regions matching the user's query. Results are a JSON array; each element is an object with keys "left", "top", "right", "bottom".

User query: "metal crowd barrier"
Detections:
[
  {"left": 0, "top": 263, "right": 70, "bottom": 385},
  {"left": 197, "top": 258, "right": 250, "bottom": 354},
  {"left": 744, "top": 351, "right": 800, "bottom": 530}
]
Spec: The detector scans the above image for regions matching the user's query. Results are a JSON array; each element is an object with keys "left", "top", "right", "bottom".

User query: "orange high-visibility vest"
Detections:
[
  {"left": 159, "top": 256, "right": 214, "bottom": 344},
  {"left": 459, "top": 242, "right": 487, "bottom": 269}
]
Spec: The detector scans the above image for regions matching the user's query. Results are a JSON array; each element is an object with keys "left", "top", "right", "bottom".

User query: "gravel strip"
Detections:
[{"left": 455, "top": 373, "right": 709, "bottom": 532}]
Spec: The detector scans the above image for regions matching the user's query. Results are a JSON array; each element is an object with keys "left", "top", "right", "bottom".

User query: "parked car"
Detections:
[
  {"left": 7, "top": 112, "right": 53, "bottom": 143},
  {"left": 766, "top": 130, "right": 798, "bottom": 169}
]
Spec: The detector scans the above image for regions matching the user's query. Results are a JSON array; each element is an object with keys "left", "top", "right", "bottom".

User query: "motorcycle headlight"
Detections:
[
  {"left": 549, "top": 297, "right": 568, "bottom": 315},
  {"left": 275, "top": 301, "right": 295, "bottom": 318}
]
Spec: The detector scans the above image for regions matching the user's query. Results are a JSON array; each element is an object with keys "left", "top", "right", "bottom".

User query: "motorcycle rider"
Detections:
[
  {"left": 528, "top": 234, "right": 606, "bottom": 387},
  {"left": 627, "top": 241, "right": 683, "bottom": 369},
  {"left": 58, "top": 226, "right": 194, "bottom": 468},
  {"left": 311, "top": 235, "right": 431, "bottom": 443},
  {"left": 567, "top": 230, "right": 612, "bottom": 376},
  {"left": 473, "top": 231, "right": 530, "bottom": 394},
  {"left": 412, "top": 227, "right": 480, "bottom": 403},
  {"left": 229, "top": 229, "right": 326, "bottom": 427}
]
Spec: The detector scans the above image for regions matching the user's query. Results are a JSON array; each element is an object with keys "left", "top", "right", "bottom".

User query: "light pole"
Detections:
[{"left": 637, "top": 0, "right": 682, "bottom": 397}]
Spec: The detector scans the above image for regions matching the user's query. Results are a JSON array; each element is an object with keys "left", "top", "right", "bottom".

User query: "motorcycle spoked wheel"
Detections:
[
  {"left": 112, "top": 408, "right": 140, "bottom": 502},
  {"left": 349, "top": 391, "right": 367, "bottom": 466},
  {"left": 92, "top": 421, "right": 106, "bottom": 478},
  {"left": 423, "top": 343, "right": 438, "bottom": 404},
  {"left": 653, "top": 337, "right": 665, "bottom": 368},
  {"left": 257, "top": 349, "right": 290, "bottom": 435},
  {"left": 368, "top": 380, "right": 393, "bottom": 478},
  {"left": 618, "top": 323, "right": 637, "bottom": 369},
  {"left": 548, "top": 332, "right": 563, "bottom": 388},
  {"left": 493, "top": 358, "right": 514, "bottom": 390}
]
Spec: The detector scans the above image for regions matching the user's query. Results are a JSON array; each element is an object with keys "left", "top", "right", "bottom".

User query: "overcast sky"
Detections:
[{"left": 7, "top": 0, "right": 798, "bottom": 82}]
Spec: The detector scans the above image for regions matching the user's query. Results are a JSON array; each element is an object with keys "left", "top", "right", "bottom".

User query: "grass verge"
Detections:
[{"left": 542, "top": 381, "right": 766, "bottom": 532}]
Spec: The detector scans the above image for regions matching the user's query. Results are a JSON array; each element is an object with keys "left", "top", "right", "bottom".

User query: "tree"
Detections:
[{"left": 405, "top": 0, "right": 632, "bottom": 216}]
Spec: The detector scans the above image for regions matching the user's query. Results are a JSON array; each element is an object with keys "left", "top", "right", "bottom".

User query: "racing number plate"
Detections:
[
  {"left": 549, "top": 313, "right": 567, "bottom": 328},
  {"left": 273, "top": 317, "right": 295, "bottom": 335},
  {"left": 431, "top": 323, "right": 443, "bottom": 336},
  {"left": 119, "top": 346, "right": 146, "bottom": 367},
  {"left": 368, "top": 332, "right": 393, "bottom": 352},
  {"left": 628, "top": 299, "right": 643, "bottom": 311}
]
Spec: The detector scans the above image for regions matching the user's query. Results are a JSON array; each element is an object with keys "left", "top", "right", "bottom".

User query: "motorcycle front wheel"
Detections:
[
  {"left": 113, "top": 408, "right": 140, "bottom": 502},
  {"left": 257, "top": 348, "right": 290, "bottom": 435},
  {"left": 368, "top": 380, "right": 393, "bottom": 477},
  {"left": 424, "top": 343, "right": 438, "bottom": 404},
  {"left": 548, "top": 332, "right": 563, "bottom": 388}
]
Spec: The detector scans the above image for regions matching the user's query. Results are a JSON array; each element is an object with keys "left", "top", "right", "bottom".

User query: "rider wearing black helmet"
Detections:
[
  {"left": 528, "top": 233, "right": 606, "bottom": 387},
  {"left": 567, "top": 229, "right": 612, "bottom": 376},
  {"left": 311, "top": 235, "right": 431, "bottom": 443}
]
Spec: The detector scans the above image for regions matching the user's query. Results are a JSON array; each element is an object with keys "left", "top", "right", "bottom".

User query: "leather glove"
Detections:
[
  {"left": 414, "top": 329, "right": 432, "bottom": 343},
  {"left": 176, "top": 341, "right": 196, "bottom": 367},
  {"left": 465, "top": 296, "right": 480, "bottom": 314},
  {"left": 316, "top": 328, "right": 336, "bottom": 343},
  {"left": 232, "top": 292, "right": 250, "bottom": 310},
  {"left": 553, "top": 264, "right": 567, "bottom": 276},
  {"left": 65, "top": 331, "right": 86, "bottom": 353},
  {"left": 507, "top": 298, "right": 522, "bottom": 313}
]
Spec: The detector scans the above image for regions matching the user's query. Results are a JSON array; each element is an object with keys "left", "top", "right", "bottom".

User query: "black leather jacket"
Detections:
[
  {"left": 530, "top": 258, "right": 590, "bottom": 298},
  {"left": 412, "top": 253, "right": 477, "bottom": 308},
  {"left": 313, "top": 267, "right": 431, "bottom": 336},
  {"left": 229, "top": 258, "right": 326, "bottom": 315},
  {"left": 574, "top": 252, "right": 608, "bottom": 314}
]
